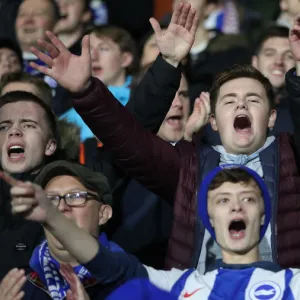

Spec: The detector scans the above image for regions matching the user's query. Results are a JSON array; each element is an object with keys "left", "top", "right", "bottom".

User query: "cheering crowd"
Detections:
[{"left": 0, "top": 0, "right": 300, "bottom": 299}]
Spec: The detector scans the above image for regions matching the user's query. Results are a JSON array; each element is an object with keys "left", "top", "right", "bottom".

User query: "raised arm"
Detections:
[
  {"left": 4, "top": 174, "right": 184, "bottom": 291},
  {"left": 286, "top": 15, "right": 300, "bottom": 153},
  {"left": 29, "top": 3, "right": 198, "bottom": 203},
  {"left": 126, "top": 3, "right": 198, "bottom": 133}
]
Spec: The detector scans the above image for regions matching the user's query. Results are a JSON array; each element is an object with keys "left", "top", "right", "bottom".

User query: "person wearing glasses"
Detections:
[{"left": 0, "top": 160, "right": 127, "bottom": 300}]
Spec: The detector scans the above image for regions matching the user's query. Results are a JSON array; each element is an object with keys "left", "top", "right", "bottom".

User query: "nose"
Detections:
[
  {"left": 274, "top": 53, "right": 284, "bottom": 66},
  {"left": 236, "top": 98, "right": 248, "bottom": 110},
  {"left": 22, "top": 13, "right": 34, "bottom": 25},
  {"left": 171, "top": 92, "right": 183, "bottom": 109},
  {"left": 8, "top": 126, "right": 23, "bottom": 137},
  {"left": 231, "top": 199, "right": 243, "bottom": 213},
  {"left": 91, "top": 48, "right": 99, "bottom": 61}
]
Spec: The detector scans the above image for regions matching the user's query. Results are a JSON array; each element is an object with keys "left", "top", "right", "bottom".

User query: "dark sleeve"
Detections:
[
  {"left": 126, "top": 55, "right": 182, "bottom": 133},
  {"left": 84, "top": 246, "right": 148, "bottom": 284},
  {"left": 72, "top": 77, "right": 181, "bottom": 204},
  {"left": 285, "top": 68, "right": 300, "bottom": 153}
]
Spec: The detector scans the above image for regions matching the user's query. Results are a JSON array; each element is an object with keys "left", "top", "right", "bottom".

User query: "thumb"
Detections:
[
  {"left": 81, "top": 35, "right": 91, "bottom": 60},
  {"left": 149, "top": 17, "right": 162, "bottom": 36}
]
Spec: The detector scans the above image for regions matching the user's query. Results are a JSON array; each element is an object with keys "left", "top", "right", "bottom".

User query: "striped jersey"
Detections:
[{"left": 145, "top": 262, "right": 300, "bottom": 300}]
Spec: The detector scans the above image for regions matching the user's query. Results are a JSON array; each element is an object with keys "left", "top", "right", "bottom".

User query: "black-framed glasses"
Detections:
[{"left": 46, "top": 191, "right": 99, "bottom": 207}]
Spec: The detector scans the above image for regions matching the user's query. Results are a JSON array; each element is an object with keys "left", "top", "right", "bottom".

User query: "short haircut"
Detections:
[
  {"left": 88, "top": 25, "right": 138, "bottom": 74},
  {"left": 254, "top": 25, "right": 289, "bottom": 56},
  {"left": 0, "top": 72, "right": 52, "bottom": 106},
  {"left": 210, "top": 64, "right": 275, "bottom": 115},
  {"left": 0, "top": 91, "right": 58, "bottom": 140},
  {"left": 208, "top": 168, "right": 261, "bottom": 194},
  {"left": 0, "top": 39, "right": 23, "bottom": 66}
]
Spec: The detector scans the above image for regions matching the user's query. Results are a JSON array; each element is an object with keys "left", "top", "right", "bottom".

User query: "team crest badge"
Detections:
[{"left": 249, "top": 281, "right": 281, "bottom": 300}]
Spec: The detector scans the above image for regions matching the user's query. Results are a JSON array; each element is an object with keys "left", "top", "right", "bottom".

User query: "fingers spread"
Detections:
[
  {"left": 178, "top": 3, "right": 191, "bottom": 27},
  {"left": 170, "top": 2, "right": 183, "bottom": 25},
  {"left": 29, "top": 62, "right": 52, "bottom": 77},
  {"left": 149, "top": 18, "right": 161, "bottom": 36},
  {"left": 46, "top": 31, "right": 68, "bottom": 53},
  {"left": 185, "top": 8, "right": 196, "bottom": 32}
]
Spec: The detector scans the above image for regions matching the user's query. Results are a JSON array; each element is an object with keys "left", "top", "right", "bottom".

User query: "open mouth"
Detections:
[
  {"left": 228, "top": 219, "right": 246, "bottom": 239},
  {"left": 166, "top": 115, "right": 183, "bottom": 127},
  {"left": 271, "top": 69, "right": 284, "bottom": 76},
  {"left": 92, "top": 66, "right": 102, "bottom": 73},
  {"left": 233, "top": 115, "right": 251, "bottom": 132},
  {"left": 7, "top": 145, "right": 25, "bottom": 161},
  {"left": 23, "top": 28, "right": 37, "bottom": 34},
  {"left": 60, "top": 13, "right": 68, "bottom": 19}
]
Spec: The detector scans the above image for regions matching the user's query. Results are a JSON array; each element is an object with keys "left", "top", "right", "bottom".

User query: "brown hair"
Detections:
[
  {"left": 88, "top": 25, "right": 138, "bottom": 74},
  {"left": 208, "top": 168, "right": 260, "bottom": 193},
  {"left": 0, "top": 72, "right": 52, "bottom": 106},
  {"left": 210, "top": 64, "right": 275, "bottom": 115}
]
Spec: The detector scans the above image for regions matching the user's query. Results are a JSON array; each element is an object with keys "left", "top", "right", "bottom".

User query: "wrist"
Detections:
[{"left": 161, "top": 55, "right": 180, "bottom": 68}]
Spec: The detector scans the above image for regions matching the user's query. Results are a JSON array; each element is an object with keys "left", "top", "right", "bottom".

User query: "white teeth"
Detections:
[
  {"left": 9, "top": 146, "right": 23, "bottom": 150},
  {"left": 272, "top": 70, "right": 283, "bottom": 76}
]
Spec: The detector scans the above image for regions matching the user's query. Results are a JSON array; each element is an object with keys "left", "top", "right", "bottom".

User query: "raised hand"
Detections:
[
  {"left": 289, "top": 15, "right": 300, "bottom": 61},
  {"left": 150, "top": 2, "right": 198, "bottom": 67},
  {"left": 0, "top": 172, "right": 55, "bottom": 223},
  {"left": 184, "top": 92, "right": 211, "bottom": 141},
  {"left": 0, "top": 268, "right": 26, "bottom": 300},
  {"left": 60, "top": 264, "right": 90, "bottom": 300},
  {"left": 30, "top": 31, "right": 92, "bottom": 92}
]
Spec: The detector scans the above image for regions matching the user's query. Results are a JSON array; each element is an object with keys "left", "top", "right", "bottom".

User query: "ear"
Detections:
[
  {"left": 81, "top": 10, "right": 92, "bottom": 24},
  {"left": 260, "top": 214, "right": 265, "bottom": 226},
  {"left": 268, "top": 109, "right": 277, "bottom": 130},
  {"left": 280, "top": 0, "right": 288, "bottom": 12},
  {"left": 210, "top": 114, "right": 218, "bottom": 131},
  {"left": 121, "top": 52, "right": 134, "bottom": 69},
  {"left": 252, "top": 55, "right": 258, "bottom": 68},
  {"left": 45, "top": 139, "right": 57, "bottom": 156},
  {"left": 98, "top": 204, "right": 113, "bottom": 226}
]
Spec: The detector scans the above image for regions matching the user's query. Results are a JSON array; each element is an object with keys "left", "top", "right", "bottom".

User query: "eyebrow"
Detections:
[
  {"left": 212, "top": 190, "right": 259, "bottom": 199},
  {"left": 220, "top": 92, "right": 263, "bottom": 102},
  {"left": 0, "top": 119, "right": 39, "bottom": 126}
]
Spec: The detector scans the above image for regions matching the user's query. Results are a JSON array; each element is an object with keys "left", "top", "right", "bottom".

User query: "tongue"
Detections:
[
  {"left": 167, "top": 118, "right": 181, "bottom": 127},
  {"left": 9, "top": 152, "right": 25, "bottom": 161},
  {"left": 229, "top": 230, "right": 245, "bottom": 240}
]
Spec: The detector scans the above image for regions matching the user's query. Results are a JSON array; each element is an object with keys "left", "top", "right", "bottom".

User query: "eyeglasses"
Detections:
[{"left": 46, "top": 191, "right": 99, "bottom": 207}]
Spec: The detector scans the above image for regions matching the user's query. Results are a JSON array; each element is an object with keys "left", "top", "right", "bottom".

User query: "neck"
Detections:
[
  {"left": 58, "top": 28, "right": 83, "bottom": 49},
  {"left": 107, "top": 71, "right": 127, "bottom": 87},
  {"left": 222, "top": 246, "right": 260, "bottom": 265},
  {"left": 192, "top": 24, "right": 209, "bottom": 50}
]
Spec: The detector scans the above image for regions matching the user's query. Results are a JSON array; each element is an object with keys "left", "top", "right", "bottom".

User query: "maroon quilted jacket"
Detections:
[{"left": 72, "top": 75, "right": 300, "bottom": 270}]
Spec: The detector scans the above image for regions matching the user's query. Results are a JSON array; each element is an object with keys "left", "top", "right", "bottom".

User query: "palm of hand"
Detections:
[
  {"left": 51, "top": 52, "right": 91, "bottom": 92},
  {"left": 157, "top": 24, "right": 194, "bottom": 62}
]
